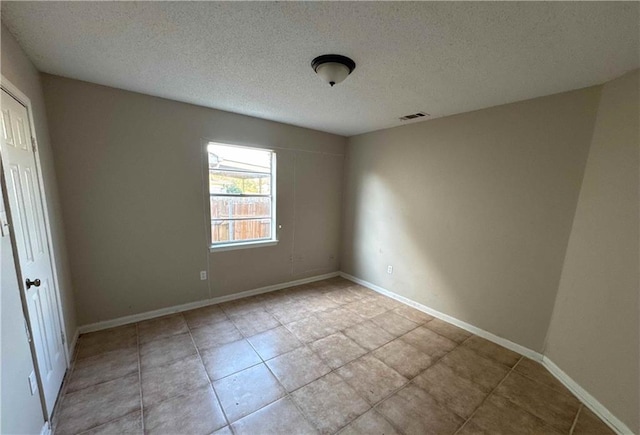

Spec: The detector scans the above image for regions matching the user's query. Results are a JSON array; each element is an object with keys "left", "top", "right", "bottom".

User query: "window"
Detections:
[{"left": 207, "top": 142, "right": 276, "bottom": 249}]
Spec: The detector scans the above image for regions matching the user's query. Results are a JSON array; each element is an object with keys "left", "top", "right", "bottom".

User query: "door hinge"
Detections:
[
  {"left": 31, "top": 137, "right": 36, "bottom": 152},
  {"left": 61, "top": 331, "right": 66, "bottom": 345},
  {"left": 24, "top": 318, "right": 32, "bottom": 343}
]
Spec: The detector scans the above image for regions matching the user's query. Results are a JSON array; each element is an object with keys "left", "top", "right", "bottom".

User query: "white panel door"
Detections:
[{"left": 0, "top": 89, "right": 66, "bottom": 416}]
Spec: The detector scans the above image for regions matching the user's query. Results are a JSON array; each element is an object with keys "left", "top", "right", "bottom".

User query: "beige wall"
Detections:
[
  {"left": 41, "top": 75, "right": 346, "bottom": 326},
  {"left": 1, "top": 23, "right": 75, "bottom": 433},
  {"left": 342, "top": 87, "right": 601, "bottom": 352},
  {"left": 544, "top": 71, "right": 639, "bottom": 433}
]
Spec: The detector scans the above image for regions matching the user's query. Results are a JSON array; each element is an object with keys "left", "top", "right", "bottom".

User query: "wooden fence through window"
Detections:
[{"left": 211, "top": 198, "right": 271, "bottom": 243}]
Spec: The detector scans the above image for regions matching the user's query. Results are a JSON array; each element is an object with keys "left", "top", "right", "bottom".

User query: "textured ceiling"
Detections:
[{"left": 2, "top": 2, "right": 638, "bottom": 136}]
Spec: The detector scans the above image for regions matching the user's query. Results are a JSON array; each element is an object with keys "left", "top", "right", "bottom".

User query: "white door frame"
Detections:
[{"left": 0, "top": 75, "right": 71, "bottom": 376}]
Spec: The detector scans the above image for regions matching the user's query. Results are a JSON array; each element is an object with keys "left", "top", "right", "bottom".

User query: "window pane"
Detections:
[
  {"left": 210, "top": 196, "right": 271, "bottom": 219},
  {"left": 209, "top": 170, "right": 271, "bottom": 195},
  {"left": 211, "top": 219, "right": 272, "bottom": 244},
  {"left": 208, "top": 144, "right": 271, "bottom": 173}
]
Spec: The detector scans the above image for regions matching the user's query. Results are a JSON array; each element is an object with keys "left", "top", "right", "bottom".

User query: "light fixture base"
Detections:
[{"left": 311, "top": 54, "right": 356, "bottom": 87}]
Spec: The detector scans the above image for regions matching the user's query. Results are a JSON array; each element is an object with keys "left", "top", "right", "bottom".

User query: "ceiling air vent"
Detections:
[{"left": 399, "top": 112, "right": 430, "bottom": 121}]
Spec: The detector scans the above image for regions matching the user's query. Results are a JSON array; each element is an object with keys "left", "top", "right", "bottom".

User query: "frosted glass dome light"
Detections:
[{"left": 311, "top": 55, "right": 356, "bottom": 87}]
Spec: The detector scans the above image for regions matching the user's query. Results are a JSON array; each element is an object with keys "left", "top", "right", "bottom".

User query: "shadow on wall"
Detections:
[{"left": 343, "top": 86, "right": 601, "bottom": 352}]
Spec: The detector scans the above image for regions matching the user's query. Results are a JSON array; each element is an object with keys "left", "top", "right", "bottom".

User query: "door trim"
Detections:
[{"left": 1, "top": 75, "right": 71, "bottom": 372}]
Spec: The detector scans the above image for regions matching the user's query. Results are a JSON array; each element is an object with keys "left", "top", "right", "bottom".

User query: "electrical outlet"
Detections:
[
  {"left": 387, "top": 265, "right": 393, "bottom": 274},
  {"left": 28, "top": 371, "right": 38, "bottom": 395},
  {"left": 200, "top": 271, "right": 207, "bottom": 281}
]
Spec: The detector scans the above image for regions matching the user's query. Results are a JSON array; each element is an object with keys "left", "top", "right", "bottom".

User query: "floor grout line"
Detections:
[
  {"left": 569, "top": 404, "right": 583, "bottom": 435},
  {"left": 219, "top": 284, "right": 480, "bottom": 435},
  {"left": 51, "top": 282, "right": 495, "bottom": 434},
  {"left": 49, "top": 347, "right": 79, "bottom": 435},
  {"left": 135, "top": 323, "right": 145, "bottom": 434},
  {"left": 50, "top": 331, "right": 141, "bottom": 435},
  {"left": 59, "top": 278, "right": 598, "bottom": 435},
  {"left": 183, "top": 312, "right": 234, "bottom": 433},
  {"left": 262, "top": 296, "right": 446, "bottom": 434},
  {"left": 222, "top": 297, "right": 324, "bottom": 434},
  {"left": 363, "top": 335, "right": 469, "bottom": 435},
  {"left": 453, "top": 355, "right": 523, "bottom": 435}
]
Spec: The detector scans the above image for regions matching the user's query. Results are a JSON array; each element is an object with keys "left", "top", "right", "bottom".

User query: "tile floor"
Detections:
[{"left": 53, "top": 277, "right": 615, "bottom": 435}]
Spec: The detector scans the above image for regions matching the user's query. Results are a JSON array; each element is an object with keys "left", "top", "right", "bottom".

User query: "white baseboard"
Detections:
[
  {"left": 542, "top": 357, "right": 633, "bottom": 435},
  {"left": 77, "top": 272, "right": 339, "bottom": 334},
  {"left": 339, "top": 271, "right": 633, "bottom": 435},
  {"left": 340, "top": 272, "right": 543, "bottom": 361}
]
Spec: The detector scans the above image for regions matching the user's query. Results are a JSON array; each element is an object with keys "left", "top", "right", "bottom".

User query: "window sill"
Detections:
[{"left": 209, "top": 239, "right": 278, "bottom": 253}]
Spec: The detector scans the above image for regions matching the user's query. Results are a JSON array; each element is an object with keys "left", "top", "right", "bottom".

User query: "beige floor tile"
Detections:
[
  {"left": 53, "top": 279, "right": 605, "bottom": 435},
  {"left": 372, "top": 339, "right": 433, "bottom": 379},
  {"left": 336, "top": 355, "right": 407, "bottom": 405},
  {"left": 213, "top": 363, "right": 285, "bottom": 422},
  {"left": 455, "top": 420, "right": 489, "bottom": 435},
  {"left": 285, "top": 315, "right": 339, "bottom": 343},
  {"left": 231, "top": 397, "right": 318, "bottom": 435},
  {"left": 190, "top": 320, "right": 243, "bottom": 351},
  {"left": 310, "top": 332, "right": 368, "bottom": 369},
  {"left": 367, "top": 294, "right": 404, "bottom": 310},
  {"left": 371, "top": 311, "right": 419, "bottom": 337},
  {"left": 424, "top": 318, "right": 471, "bottom": 343},
  {"left": 316, "top": 307, "right": 366, "bottom": 330},
  {"left": 138, "top": 314, "right": 188, "bottom": 344},
  {"left": 268, "top": 292, "right": 293, "bottom": 306},
  {"left": 324, "top": 277, "right": 353, "bottom": 288},
  {"left": 66, "top": 347, "right": 138, "bottom": 392},
  {"left": 305, "top": 294, "right": 341, "bottom": 312},
  {"left": 248, "top": 325, "right": 302, "bottom": 360},
  {"left": 439, "top": 346, "right": 510, "bottom": 392},
  {"left": 325, "top": 288, "right": 363, "bottom": 305},
  {"left": 573, "top": 407, "right": 616, "bottom": 435},
  {"left": 79, "top": 410, "right": 142, "bottom": 435},
  {"left": 201, "top": 339, "right": 262, "bottom": 380},
  {"left": 413, "top": 362, "right": 487, "bottom": 418},
  {"left": 339, "top": 409, "right": 401, "bottom": 435},
  {"left": 345, "top": 285, "right": 377, "bottom": 299},
  {"left": 183, "top": 304, "right": 228, "bottom": 329},
  {"left": 144, "top": 386, "right": 226, "bottom": 435},
  {"left": 229, "top": 309, "right": 281, "bottom": 336},
  {"left": 139, "top": 332, "right": 196, "bottom": 369},
  {"left": 513, "top": 357, "right": 572, "bottom": 395},
  {"left": 141, "top": 354, "right": 209, "bottom": 407},
  {"left": 55, "top": 373, "right": 140, "bottom": 435},
  {"left": 219, "top": 297, "right": 265, "bottom": 317},
  {"left": 75, "top": 325, "right": 137, "bottom": 360},
  {"left": 392, "top": 305, "right": 434, "bottom": 324},
  {"left": 266, "top": 346, "right": 331, "bottom": 392},
  {"left": 462, "top": 336, "right": 521, "bottom": 367},
  {"left": 495, "top": 371, "right": 581, "bottom": 432},
  {"left": 267, "top": 301, "right": 314, "bottom": 324},
  {"left": 343, "top": 299, "right": 388, "bottom": 319},
  {"left": 400, "top": 326, "right": 457, "bottom": 359},
  {"left": 291, "top": 372, "right": 370, "bottom": 435},
  {"left": 468, "top": 394, "right": 563, "bottom": 435},
  {"left": 342, "top": 320, "right": 394, "bottom": 351},
  {"left": 376, "top": 383, "right": 464, "bottom": 435}
]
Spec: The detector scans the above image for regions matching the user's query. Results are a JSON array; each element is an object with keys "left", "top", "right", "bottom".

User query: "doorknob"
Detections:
[{"left": 26, "top": 278, "right": 41, "bottom": 289}]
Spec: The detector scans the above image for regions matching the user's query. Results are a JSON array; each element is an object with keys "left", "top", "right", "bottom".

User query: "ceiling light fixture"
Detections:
[{"left": 311, "top": 54, "right": 356, "bottom": 87}]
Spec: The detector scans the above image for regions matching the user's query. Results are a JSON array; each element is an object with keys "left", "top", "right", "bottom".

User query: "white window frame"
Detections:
[{"left": 206, "top": 141, "right": 277, "bottom": 252}]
